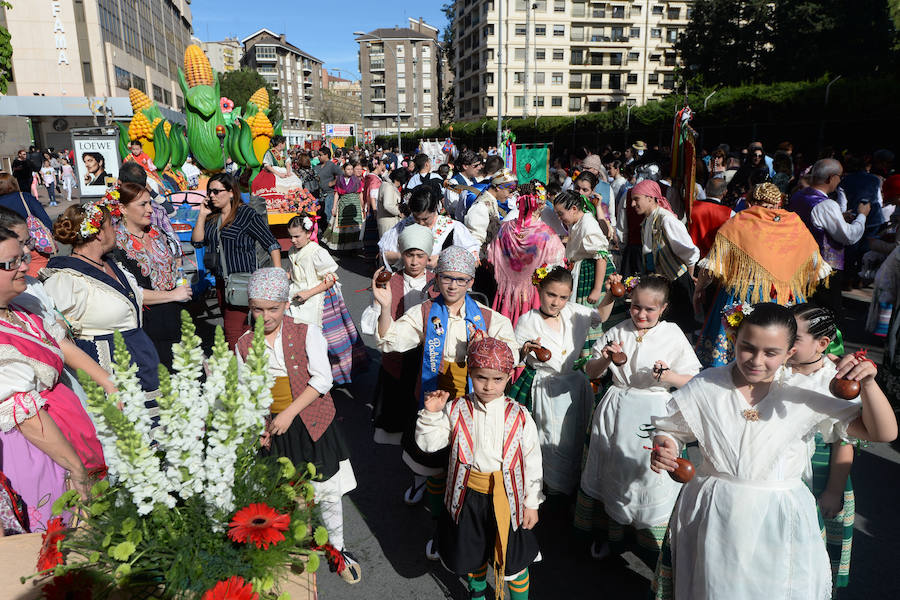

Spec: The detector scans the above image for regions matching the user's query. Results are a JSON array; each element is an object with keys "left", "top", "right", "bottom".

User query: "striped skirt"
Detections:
[
  {"left": 322, "top": 192, "right": 363, "bottom": 251},
  {"left": 321, "top": 286, "right": 369, "bottom": 385},
  {"left": 811, "top": 433, "right": 854, "bottom": 589},
  {"left": 508, "top": 366, "right": 536, "bottom": 412}
]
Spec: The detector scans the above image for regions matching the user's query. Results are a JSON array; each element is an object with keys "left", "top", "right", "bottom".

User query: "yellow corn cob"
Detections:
[
  {"left": 249, "top": 111, "right": 273, "bottom": 137},
  {"left": 129, "top": 88, "right": 152, "bottom": 113},
  {"left": 149, "top": 117, "right": 162, "bottom": 139},
  {"left": 183, "top": 44, "right": 213, "bottom": 88},
  {"left": 248, "top": 87, "right": 269, "bottom": 110},
  {"left": 128, "top": 112, "right": 153, "bottom": 141},
  {"left": 163, "top": 120, "right": 171, "bottom": 137}
]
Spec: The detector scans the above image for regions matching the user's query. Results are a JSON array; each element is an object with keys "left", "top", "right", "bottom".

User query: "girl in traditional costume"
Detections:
[
  {"left": 511, "top": 265, "right": 619, "bottom": 496},
  {"left": 262, "top": 135, "right": 305, "bottom": 195},
  {"left": 694, "top": 182, "right": 830, "bottom": 367},
  {"left": 416, "top": 336, "right": 542, "bottom": 600},
  {"left": 237, "top": 268, "right": 361, "bottom": 584},
  {"left": 650, "top": 303, "right": 896, "bottom": 600},
  {"left": 488, "top": 182, "right": 565, "bottom": 327},
  {"left": 323, "top": 161, "right": 364, "bottom": 252},
  {"left": 374, "top": 246, "right": 516, "bottom": 560},
  {"left": 286, "top": 214, "right": 368, "bottom": 386},
  {"left": 789, "top": 304, "right": 857, "bottom": 592},
  {"left": 579, "top": 275, "right": 701, "bottom": 565},
  {"left": 630, "top": 180, "right": 700, "bottom": 333}
]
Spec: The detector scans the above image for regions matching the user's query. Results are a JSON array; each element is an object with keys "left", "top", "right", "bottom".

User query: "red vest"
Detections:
[
  {"left": 688, "top": 200, "right": 732, "bottom": 258},
  {"left": 236, "top": 319, "right": 335, "bottom": 442},
  {"left": 382, "top": 271, "right": 438, "bottom": 378}
]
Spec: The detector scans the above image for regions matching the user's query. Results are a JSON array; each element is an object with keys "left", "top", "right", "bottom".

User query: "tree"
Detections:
[
  {"left": 440, "top": 1, "right": 456, "bottom": 125},
  {"left": 218, "top": 68, "right": 282, "bottom": 123},
  {"left": 0, "top": 2, "right": 13, "bottom": 95},
  {"left": 318, "top": 89, "right": 360, "bottom": 127}
]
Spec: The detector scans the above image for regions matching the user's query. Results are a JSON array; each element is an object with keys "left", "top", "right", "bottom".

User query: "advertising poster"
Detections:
[{"left": 72, "top": 135, "right": 120, "bottom": 197}]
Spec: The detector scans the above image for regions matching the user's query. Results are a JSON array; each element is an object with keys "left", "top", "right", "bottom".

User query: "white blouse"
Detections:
[
  {"left": 640, "top": 206, "right": 700, "bottom": 268},
  {"left": 235, "top": 324, "right": 333, "bottom": 396},
  {"left": 360, "top": 272, "right": 430, "bottom": 336},
  {"left": 415, "top": 396, "right": 545, "bottom": 509},
  {"left": 378, "top": 215, "right": 481, "bottom": 268},
  {"left": 566, "top": 211, "right": 609, "bottom": 263},
  {"left": 42, "top": 264, "right": 144, "bottom": 337},
  {"left": 464, "top": 190, "right": 500, "bottom": 245},
  {"left": 515, "top": 303, "right": 602, "bottom": 372},
  {"left": 287, "top": 242, "right": 339, "bottom": 327}
]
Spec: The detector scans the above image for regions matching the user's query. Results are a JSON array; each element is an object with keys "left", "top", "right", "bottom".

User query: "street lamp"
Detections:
[{"left": 355, "top": 31, "right": 402, "bottom": 154}]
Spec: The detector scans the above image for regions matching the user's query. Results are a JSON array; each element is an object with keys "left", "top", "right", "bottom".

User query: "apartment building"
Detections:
[
  {"left": 356, "top": 18, "right": 445, "bottom": 137},
  {"left": 197, "top": 37, "right": 244, "bottom": 74},
  {"left": 322, "top": 70, "right": 362, "bottom": 128},
  {"left": 453, "top": 0, "right": 694, "bottom": 121},
  {"left": 241, "top": 29, "right": 325, "bottom": 146}
]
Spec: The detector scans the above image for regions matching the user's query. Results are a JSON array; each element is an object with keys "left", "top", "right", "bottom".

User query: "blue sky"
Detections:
[{"left": 190, "top": 0, "right": 449, "bottom": 77}]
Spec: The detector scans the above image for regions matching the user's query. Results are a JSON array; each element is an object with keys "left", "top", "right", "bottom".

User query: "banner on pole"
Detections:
[{"left": 515, "top": 145, "right": 550, "bottom": 184}]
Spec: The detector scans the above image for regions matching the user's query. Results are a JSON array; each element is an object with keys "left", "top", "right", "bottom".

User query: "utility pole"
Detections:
[
  {"left": 497, "top": 0, "right": 504, "bottom": 149},
  {"left": 524, "top": 0, "right": 530, "bottom": 118}
]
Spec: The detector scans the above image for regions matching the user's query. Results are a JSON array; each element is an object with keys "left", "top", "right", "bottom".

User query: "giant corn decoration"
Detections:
[
  {"left": 179, "top": 44, "right": 226, "bottom": 171},
  {"left": 118, "top": 87, "right": 174, "bottom": 167},
  {"left": 248, "top": 87, "right": 269, "bottom": 111}
]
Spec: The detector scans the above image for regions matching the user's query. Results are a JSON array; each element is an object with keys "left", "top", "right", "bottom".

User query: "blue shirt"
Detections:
[{"left": 0, "top": 191, "right": 53, "bottom": 229}]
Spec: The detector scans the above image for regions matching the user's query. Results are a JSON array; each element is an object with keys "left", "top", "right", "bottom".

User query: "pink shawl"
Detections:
[{"left": 487, "top": 194, "right": 565, "bottom": 326}]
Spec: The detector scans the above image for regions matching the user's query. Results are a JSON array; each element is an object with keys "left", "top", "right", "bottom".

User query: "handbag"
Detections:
[
  {"left": 20, "top": 193, "right": 57, "bottom": 254},
  {"left": 215, "top": 216, "right": 251, "bottom": 307}
]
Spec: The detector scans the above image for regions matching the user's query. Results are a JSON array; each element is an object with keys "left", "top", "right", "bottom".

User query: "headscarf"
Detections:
[
  {"left": 248, "top": 267, "right": 290, "bottom": 302},
  {"left": 398, "top": 223, "right": 434, "bottom": 255},
  {"left": 435, "top": 245, "right": 477, "bottom": 277},
  {"left": 632, "top": 179, "right": 674, "bottom": 213},
  {"left": 467, "top": 334, "right": 515, "bottom": 373}
]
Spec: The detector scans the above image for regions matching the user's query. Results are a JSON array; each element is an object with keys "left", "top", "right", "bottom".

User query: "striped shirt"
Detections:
[{"left": 204, "top": 204, "right": 280, "bottom": 275}]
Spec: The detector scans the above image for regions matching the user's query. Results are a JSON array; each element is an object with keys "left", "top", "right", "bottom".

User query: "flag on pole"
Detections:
[{"left": 515, "top": 145, "right": 550, "bottom": 184}]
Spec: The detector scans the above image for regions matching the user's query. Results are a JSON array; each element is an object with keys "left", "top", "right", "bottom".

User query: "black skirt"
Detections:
[
  {"left": 142, "top": 300, "right": 184, "bottom": 370},
  {"left": 437, "top": 488, "right": 540, "bottom": 576},
  {"left": 372, "top": 348, "right": 421, "bottom": 438},
  {"left": 261, "top": 413, "right": 349, "bottom": 481}
]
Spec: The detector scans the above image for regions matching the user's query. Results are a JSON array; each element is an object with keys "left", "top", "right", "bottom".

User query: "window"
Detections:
[
  {"left": 535, "top": 48, "right": 546, "bottom": 60},
  {"left": 569, "top": 96, "right": 582, "bottom": 111},
  {"left": 533, "top": 0, "right": 547, "bottom": 10},
  {"left": 610, "top": 52, "right": 622, "bottom": 66},
  {"left": 514, "top": 72, "right": 524, "bottom": 84},
  {"left": 533, "top": 96, "right": 545, "bottom": 107},
  {"left": 665, "top": 53, "right": 677, "bottom": 66},
  {"left": 152, "top": 84, "right": 164, "bottom": 102},
  {"left": 551, "top": 72, "right": 564, "bottom": 84},
  {"left": 663, "top": 73, "right": 675, "bottom": 89},
  {"left": 484, "top": 24, "right": 495, "bottom": 37},
  {"left": 648, "top": 73, "right": 659, "bottom": 84},
  {"left": 590, "top": 51, "right": 603, "bottom": 65},
  {"left": 630, "top": 27, "right": 640, "bottom": 38},
  {"left": 591, "top": 27, "right": 604, "bottom": 42},
  {"left": 132, "top": 75, "right": 146, "bottom": 93},
  {"left": 652, "top": 5, "right": 664, "bottom": 15},
  {"left": 628, "top": 51, "right": 639, "bottom": 61},
  {"left": 82, "top": 62, "right": 93, "bottom": 84},
  {"left": 535, "top": 24, "right": 546, "bottom": 36},
  {"left": 552, "top": 48, "right": 565, "bottom": 60},
  {"left": 515, "top": 23, "right": 527, "bottom": 36},
  {"left": 535, "top": 72, "right": 545, "bottom": 84},
  {"left": 176, "top": 95, "right": 184, "bottom": 110},
  {"left": 551, "top": 96, "right": 563, "bottom": 107},
  {"left": 570, "top": 26, "right": 584, "bottom": 42},
  {"left": 485, "top": 96, "right": 494, "bottom": 108},
  {"left": 609, "top": 73, "right": 621, "bottom": 89},
  {"left": 667, "top": 29, "right": 678, "bottom": 43},
  {"left": 631, "top": 4, "right": 642, "bottom": 16},
  {"left": 651, "top": 28, "right": 662, "bottom": 39},
  {"left": 553, "top": 0, "right": 565, "bottom": 12},
  {"left": 589, "top": 73, "right": 602, "bottom": 89},
  {"left": 592, "top": 4, "right": 606, "bottom": 17},
  {"left": 397, "top": 44, "right": 404, "bottom": 54},
  {"left": 627, "top": 73, "right": 638, "bottom": 84},
  {"left": 667, "top": 7, "right": 680, "bottom": 19},
  {"left": 114, "top": 66, "right": 131, "bottom": 90},
  {"left": 571, "top": 49, "right": 584, "bottom": 65},
  {"left": 514, "top": 96, "right": 525, "bottom": 107},
  {"left": 553, "top": 24, "right": 565, "bottom": 37},
  {"left": 255, "top": 46, "right": 276, "bottom": 61},
  {"left": 572, "top": 2, "right": 586, "bottom": 18},
  {"left": 422, "top": 115, "right": 432, "bottom": 126},
  {"left": 483, "top": 72, "right": 494, "bottom": 84},
  {"left": 514, "top": 47, "right": 526, "bottom": 61},
  {"left": 612, "top": 27, "right": 624, "bottom": 41},
  {"left": 613, "top": 5, "right": 625, "bottom": 18},
  {"left": 569, "top": 73, "right": 583, "bottom": 89},
  {"left": 650, "top": 53, "right": 661, "bottom": 61},
  {"left": 515, "top": 0, "right": 527, "bottom": 9}
]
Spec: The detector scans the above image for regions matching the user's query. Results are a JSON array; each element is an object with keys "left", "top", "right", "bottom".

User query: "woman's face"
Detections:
[
  {"left": 124, "top": 190, "right": 153, "bottom": 228},
  {"left": 538, "top": 280, "right": 572, "bottom": 317},
  {"left": 0, "top": 238, "right": 29, "bottom": 301},
  {"left": 554, "top": 203, "right": 581, "bottom": 228},
  {"left": 288, "top": 225, "right": 311, "bottom": 249},
  {"left": 412, "top": 210, "right": 436, "bottom": 228},
  {"left": 83, "top": 155, "right": 100, "bottom": 174},
  {"left": 10, "top": 224, "right": 32, "bottom": 260},
  {"left": 207, "top": 180, "right": 231, "bottom": 210},
  {"left": 630, "top": 193, "right": 657, "bottom": 216},
  {"left": 789, "top": 318, "right": 829, "bottom": 365},
  {"left": 343, "top": 165, "right": 354, "bottom": 177},
  {"left": 734, "top": 323, "right": 795, "bottom": 384},
  {"left": 630, "top": 288, "right": 667, "bottom": 329},
  {"left": 353, "top": 164, "right": 364, "bottom": 178},
  {"left": 608, "top": 165, "right": 619, "bottom": 178}
]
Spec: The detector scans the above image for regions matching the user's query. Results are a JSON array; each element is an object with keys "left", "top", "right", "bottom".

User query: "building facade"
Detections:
[
  {"left": 241, "top": 29, "right": 324, "bottom": 146},
  {"left": 321, "top": 70, "right": 362, "bottom": 132},
  {"left": 453, "top": 0, "right": 694, "bottom": 121},
  {"left": 196, "top": 36, "right": 243, "bottom": 75},
  {"left": 356, "top": 18, "right": 445, "bottom": 138},
  {"left": 0, "top": 0, "right": 192, "bottom": 149}
]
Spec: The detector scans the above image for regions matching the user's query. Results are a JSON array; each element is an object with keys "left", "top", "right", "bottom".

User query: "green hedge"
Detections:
[{"left": 375, "top": 76, "right": 900, "bottom": 152}]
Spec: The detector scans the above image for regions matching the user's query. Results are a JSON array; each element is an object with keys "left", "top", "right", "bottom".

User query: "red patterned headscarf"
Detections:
[{"left": 467, "top": 335, "right": 515, "bottom": 373}]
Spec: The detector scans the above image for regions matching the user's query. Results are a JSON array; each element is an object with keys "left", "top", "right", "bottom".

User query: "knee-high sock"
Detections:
[
  {"left": 467, "top": 563, "right": 488, "bottom": 597},
  {"left": 425, "top": 474, "right": 446, "bottom": 516},
  {"left": 507, "top": 568, "right": 530, "bottom": 600},
  {"left": 313, "top": 475, "right": 345, "bottom": 551}
]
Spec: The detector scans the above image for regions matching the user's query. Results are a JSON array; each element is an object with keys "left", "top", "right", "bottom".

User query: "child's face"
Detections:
[
  {"left": 631, "top": 193, "right": 657, "bottom": 216},
  {"left": 436, "top": 270, "right": 473, "bottom": 304},
  {"left": 789, "top": 318, "right": 829, "bottom": 365},
  {"left": 469, "top": 367, "right": 511, "bottom": 402},
  {"left": 130, "top": 143, "right": 143, "bottom": 156},
  {"left": 401, "top": 249, "right": 428, "bottom": 278},
  {"left": 249, "top": 298, "right": 288, "bottom": 334},
  {"left": 554, "top": 203, "right": 582, "bottom": 227},
  {"left": 288, "top": 225, "right": 311, "bottom": 249},
  {"left": 343, "top": 165, "right": 353, "bottom": 176},
  {"left": 734, "top": 323, "right": 796, "bottom": 384},
  {"left": 538, "top": 280, "right": 572, "bottom": 317},
  {"left": 630, "top": 288, "right": 667, "bottom": 329}
]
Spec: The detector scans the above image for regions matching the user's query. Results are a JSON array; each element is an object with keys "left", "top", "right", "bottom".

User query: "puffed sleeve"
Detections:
[
  {"left": 0, "top": 361, "right": 46, "bottom": 432},
  {"left": 42, "top": 271, "right": 89, "bottom": 331},
  {"left": 661, "top": 212, "right": 700, "bottom": 267},
  {"left": 651, "top": 397, "right": 697, "bottom": 452},
  {"left": 375, "top": 302, "right": 426, "bottom": 354},
  {"left": 464, "top": 202, "right": 490, "bottom": 244},
  {"left": 304, "top": 326, "right": 334, "bottom": 395},
  {"left": 415, "top": 402, "right": 452, "bottom": 453},
  {"left": 312, "top": 246, "right": 339, "bottom": 277},
  {"left": 521, "top": 409, "right": 545, "bottom": 509},
  {"left": 581, "top": 216, "right": 610, "bottom": 256}
]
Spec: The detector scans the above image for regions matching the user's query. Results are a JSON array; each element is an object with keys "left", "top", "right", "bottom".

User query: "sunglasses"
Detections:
[
  {"left": 208, "top": 187, "right": 228, "bottom": 196},
  {"left": 0, "top": 252, "right": 31, "bottom": 271}
]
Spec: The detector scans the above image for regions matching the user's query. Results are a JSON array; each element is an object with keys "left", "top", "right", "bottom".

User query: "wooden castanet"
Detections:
[
  {"left": 609, "top": 280, "right": 626, "bottom": 298},
  {"left": 610, "top": 351, "right": 628, "bottom": 366},
  {"left": 375, "top": 270, "right": 393, "bottom": 289},
  {"left": 668, "top": 457, "right": 695, "bottom": 483},
  {"left": 531, "top": 346, "right": 552, "bottom": 362},
  {"left": 829, "top": 377, "right": 861, "bottom": 400}
]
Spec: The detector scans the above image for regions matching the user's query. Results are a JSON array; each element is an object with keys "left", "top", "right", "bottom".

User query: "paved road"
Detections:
[{"left": 36, "top": 194, "right": 900, "bottom": 598}]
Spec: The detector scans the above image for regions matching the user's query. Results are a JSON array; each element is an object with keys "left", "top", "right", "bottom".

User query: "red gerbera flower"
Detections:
[
  {"left": 36, "top": 517, "right": 67, "bottom": 572},
  {"left": 41, "top": 570, "right": 94, "bottom": 600},
  {"left": 227, "top": 503, "right": 290, "bottom": 549},
  {"left": 201, "top": 576, "right": 258, "bottom": 600}
]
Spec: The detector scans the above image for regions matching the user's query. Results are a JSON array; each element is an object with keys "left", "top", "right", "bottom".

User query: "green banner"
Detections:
[{"left": 515, "top": 145, "right": 549, "bottom": 184}]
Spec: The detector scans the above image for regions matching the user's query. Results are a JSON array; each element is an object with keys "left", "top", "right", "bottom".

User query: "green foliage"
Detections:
[
  {"left": 220, "top": 68, "right": 282, "bottom": 124},
  {"left": 0, "top": 2, "right": 11, "bottom": 95}
]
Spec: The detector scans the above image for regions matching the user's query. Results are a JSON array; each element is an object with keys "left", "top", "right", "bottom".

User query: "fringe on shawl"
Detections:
[{"left": 701, "top": 235, "right": 832, "bottom": 303}]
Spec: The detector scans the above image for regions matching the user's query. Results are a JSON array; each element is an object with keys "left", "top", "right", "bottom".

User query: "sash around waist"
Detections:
[
  {"left": 701, "top": 469, "right": 804, "bottom": 490},
  {"left": 77, "top": 326, "right": 144, "bottom": 341}
]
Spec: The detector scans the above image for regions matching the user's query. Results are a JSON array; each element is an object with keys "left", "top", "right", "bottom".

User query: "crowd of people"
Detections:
[{"left": 0, "top": 135, "right": 898, "bottom": 599}]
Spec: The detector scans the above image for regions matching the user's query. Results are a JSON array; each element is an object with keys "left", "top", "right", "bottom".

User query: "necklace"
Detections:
[
  {"left": 72, "top": 252, "right": 107, "bottom": 269},
  {"left": 538, "top": 308, "right": 560, "bottom": 320},
  {"left": 635, "top": 323, "right": 656, "bottom": 343},
  {"left": 793, "top": 354, "right": 823, "bottom": 366},
  {"left": 127, "top": 228, "right": 145, "bottom": 240}
]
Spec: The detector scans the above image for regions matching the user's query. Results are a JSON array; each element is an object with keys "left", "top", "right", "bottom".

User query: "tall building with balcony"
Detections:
[
  {"left": 356, "top": 18, "right": 445, "bottom": 138},
  {"left": 196, "top": 37, "right": 244, "bottom": 74},
  {"left": 241, "top": 29, "right": 324, "bottom": 146},
  {"left": 453, "top": 0, "right": 694, "bottom": 121}
]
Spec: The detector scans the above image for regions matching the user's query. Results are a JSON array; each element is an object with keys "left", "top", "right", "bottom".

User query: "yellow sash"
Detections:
[
  {"left": 439, "top": 360, "right": 469, "bottom": 399},
  {"left": 467, "top": 469, "right": 511, "bottom": 600},
  {"left": 269, "top": 376, "right": 293, "bottom": 414}
]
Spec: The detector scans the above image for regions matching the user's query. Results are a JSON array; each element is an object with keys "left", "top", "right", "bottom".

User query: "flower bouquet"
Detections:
[{"left": 26, "top": 313, "right": 327, "bottom": 599}]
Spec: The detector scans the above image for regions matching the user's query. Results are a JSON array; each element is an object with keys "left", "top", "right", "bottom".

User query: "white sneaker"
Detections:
[
  {"left": 404, "top": 477, "right": 427, "bottom": 506},
  {"left": 425, "top": 538, "right": 441, "bottom": 561},
  {"left": 590, "top": 541, "right": 611, "bottom": 560}
]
